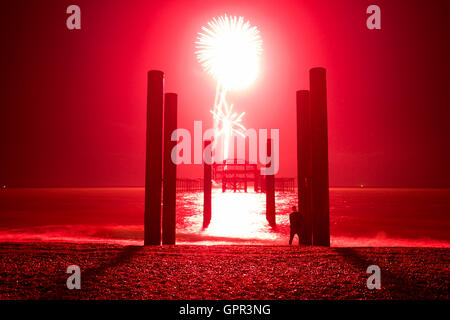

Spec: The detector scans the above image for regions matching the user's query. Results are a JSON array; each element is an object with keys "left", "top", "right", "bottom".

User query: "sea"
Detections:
[{"left": 0, "top": 188, "right": 449, "bottom": 247}]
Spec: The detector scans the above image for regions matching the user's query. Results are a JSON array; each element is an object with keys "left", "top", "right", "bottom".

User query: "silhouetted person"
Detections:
[{"left": 289, "top": 206, "right": 303, "bottom": 245}]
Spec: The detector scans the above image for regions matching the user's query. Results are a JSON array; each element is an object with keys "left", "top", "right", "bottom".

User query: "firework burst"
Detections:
[{"left": 196, "top": 15, "right": 262, "bottom": 160}]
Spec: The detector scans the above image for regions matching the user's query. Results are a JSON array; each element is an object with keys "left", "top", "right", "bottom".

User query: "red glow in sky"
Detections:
[{"left": 1, "top": 0, "right": 450, "bottom": 187}]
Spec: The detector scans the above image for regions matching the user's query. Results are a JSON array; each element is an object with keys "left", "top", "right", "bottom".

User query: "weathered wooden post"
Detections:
[
  {"left": 222, "top": 159, "right": 226, "bottom": 193},
  {"left": 162, "top": 93, "right": 177, "bottom": 245},
  {"left": 244, "top": 163, "right": 248, "bottom": 193},
  {"left": 203, "top": 140, "right": 212, "bottom": 229},
  {"left": 310, "top": 67, "right": 330, "bottom": 246},
  {"left": 254, "top": 171, "right": 259, "bottom": 192},
  {"left": 144, "top": 70, "right": 164, "bottom": 245},
  {"left": 297, "top": 90, "right": 313, "bottom": 245},
  {"left": 265, "top": 138, "right": 276, "bottom": 227}
]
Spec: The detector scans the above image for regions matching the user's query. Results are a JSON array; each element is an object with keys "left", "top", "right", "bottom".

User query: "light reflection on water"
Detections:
[
  {"left": 177, "top": 189, "right": 295, "bottom": 245},
  {"left": 1, "top": 188, "right": 449, "bottom": 247}
]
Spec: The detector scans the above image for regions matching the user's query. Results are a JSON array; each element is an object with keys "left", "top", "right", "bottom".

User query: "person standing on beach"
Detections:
[{"left": 289, "top": 206, "right": 303, "bottom": 245}]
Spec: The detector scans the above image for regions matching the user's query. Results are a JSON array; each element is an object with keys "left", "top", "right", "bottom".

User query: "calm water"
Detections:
[{"left": 0, "top": 188, "right": 449, "bottom": 247}]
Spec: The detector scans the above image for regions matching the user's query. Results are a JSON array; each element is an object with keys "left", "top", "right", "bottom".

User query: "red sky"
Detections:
[{"left": 1, "top": 0, "right": 450, "bottom": 187}]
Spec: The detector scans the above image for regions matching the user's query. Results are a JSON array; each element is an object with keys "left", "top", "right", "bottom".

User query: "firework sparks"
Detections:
[{"left": 196, "top": 15, "right": 262, "bottom": 160}]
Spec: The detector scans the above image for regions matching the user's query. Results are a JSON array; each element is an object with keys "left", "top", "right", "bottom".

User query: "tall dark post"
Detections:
[
  {"left": 144, "top": 70, "right": 164, "bottom": 245},
  {"left": 297, "top": 90, "right": 313, "bottom": 245},
  {"left": 203, "top": 140, "right": 212, "bottom": 229},
  {"left": 162, "top": 93, "right": 177, "bottom": 245},
  {"left": 254, "top": 172, "right": 259, "bottom": 192},
  {"left": 310, "top": 67, "right": 330, "bottom": 246},
  {"left": 265, "top": 138, "right": 276, "bottom": 227}
]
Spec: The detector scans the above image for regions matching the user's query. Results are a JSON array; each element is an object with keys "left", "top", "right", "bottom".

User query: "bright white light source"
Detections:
[{"left": 196, "top": 15, "right": 263, "bottom": 90}]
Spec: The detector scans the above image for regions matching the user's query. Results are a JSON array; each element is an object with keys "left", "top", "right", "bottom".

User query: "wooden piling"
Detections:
[
  {"left": 144, "top": 70, "right": 164, "bottom": 245},
  {"left": 297, "top": 90, "right": 313, "bottom": 245},
  {"left": 310, "top": 67, "right": 330, "bottom": 246},
  {"left": 162, "top": 93, "right": 177, "bottom": 245},
  {"left": 265, "top": 138, "right": 276, "bottom": 227},
  {"left": 203, "top": 140, "right": 212, "bottom": 228}
]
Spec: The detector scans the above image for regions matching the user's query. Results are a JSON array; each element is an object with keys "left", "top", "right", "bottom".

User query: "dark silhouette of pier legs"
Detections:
[
  {"left": 144, "top": 70, "right": 164, "bottom": 245},
  {"left": 266, "top": 138, "right": 276, "bottom": 228},
  {"left": 310, "top": 67, "right": 330, "bottom": 246},
  {"left": 297, "top": 90, "right": 313, "bottom": 245},
  {"left": 203, "top": 140, "right": 212, "bottom": 228},
  {"left": 162, "top": 93, "right": 177, "bottom": 245}
]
